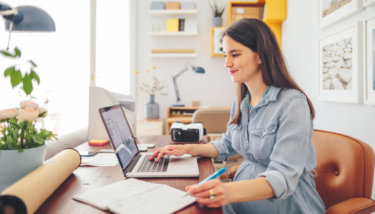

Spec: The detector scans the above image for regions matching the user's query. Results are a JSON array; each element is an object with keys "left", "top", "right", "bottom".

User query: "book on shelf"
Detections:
[
  {"left": 166, "top": 18, "right": 179, "bottom": 32},
  {"left": 178, "top": 18, "right": 185, "bottom": 31}
]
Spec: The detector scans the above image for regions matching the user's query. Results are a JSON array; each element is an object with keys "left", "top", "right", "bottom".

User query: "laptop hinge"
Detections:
[{"left": 125, "top": 153, "right": 141, "bottom": 173}]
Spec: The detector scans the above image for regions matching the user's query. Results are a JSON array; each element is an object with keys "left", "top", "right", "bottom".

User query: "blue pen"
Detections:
[{"left": 183, "top": 167, "right": 227, "bottom": 197}]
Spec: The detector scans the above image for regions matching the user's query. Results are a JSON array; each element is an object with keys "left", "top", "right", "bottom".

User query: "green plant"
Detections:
[
  {"left": 0, "top": 47, "right": 57, "bottom": 151},
  {"left": 0, "top": 47, "right": 40, "bottom": 95},
  {"left": 209, "top": 0, "right": 227, "bottom": 17}
]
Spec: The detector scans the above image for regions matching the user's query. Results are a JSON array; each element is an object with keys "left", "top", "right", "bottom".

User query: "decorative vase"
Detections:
[
  {"left": 0, "top": 145, "right": 46, "bottom": 191},
  {"left": 144, "top": 95, "right": 159, "bottom": 119},
  {"left": 212, "top": 17, "right": 223, "bottom": 27}
]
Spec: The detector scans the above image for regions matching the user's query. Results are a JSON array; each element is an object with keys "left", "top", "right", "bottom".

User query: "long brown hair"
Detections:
[{"left": 225, "top": 18, "right": 315, "bottom": 125}]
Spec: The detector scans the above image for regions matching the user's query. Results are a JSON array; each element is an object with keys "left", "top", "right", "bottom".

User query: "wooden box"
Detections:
[{"left": 166, "top": 1, "right": 180, "bottom": 10}]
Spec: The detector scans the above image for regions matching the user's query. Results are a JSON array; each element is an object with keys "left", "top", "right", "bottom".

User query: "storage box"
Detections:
[
  {"left": 166, "top": 1, "right": 180, "bottom": 10},
  {"left": 231, "top": 6, "right": 264, "bottom": 22},
  {"left": 150, "top": 1, "right": 165, "bottom": 10},
  {"left": 181, "top": 2, "right": 195, "bottom": 10},
  {"left": 166, "top": 18, "right": 179, "bottom": 32}
]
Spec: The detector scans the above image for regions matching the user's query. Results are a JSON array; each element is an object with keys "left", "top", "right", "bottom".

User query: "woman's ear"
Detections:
[{"left": 257, "top": 54, "right": 262, "bottom": 64}]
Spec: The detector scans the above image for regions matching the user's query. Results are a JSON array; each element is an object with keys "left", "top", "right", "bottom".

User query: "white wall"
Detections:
[
  {"left": 135, "top": 0, "right": 235, "bottom": 120},
  {"left": 283, "top": 0, "right": 375, "bottom": 198}
]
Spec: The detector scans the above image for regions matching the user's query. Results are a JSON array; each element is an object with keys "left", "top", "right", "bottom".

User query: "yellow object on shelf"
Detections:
[
  {"left": 166, "top": 18, "right": 179, "bottom": 32},
  {"left": 227, "top": 0, "right": 286, "bottom": 47}
]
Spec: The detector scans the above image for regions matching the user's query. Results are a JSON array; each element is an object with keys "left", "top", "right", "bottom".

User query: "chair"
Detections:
[
  {"left": 227, "top": 129, "right": 375, "bottom": 213},
  {"left": 191, "top": 107, "right": 231, "bottom": 141}
]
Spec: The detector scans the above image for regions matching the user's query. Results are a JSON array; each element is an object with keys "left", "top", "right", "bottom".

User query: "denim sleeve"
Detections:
[
  {"left": 211, "top": 100, "right": 237, "bottom": 161},
  {"left": 258, "top": 96, "right": 313, "bottom": 201}
]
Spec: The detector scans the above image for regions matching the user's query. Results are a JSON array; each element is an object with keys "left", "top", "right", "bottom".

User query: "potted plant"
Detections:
[
  {"left": 140, "top": 76, "right": 167, "bottom": 119},
  {"left": 0, "top": 47, "right": 57, "bottom": 191},
  {"left": 137, "top": 66, "right": 167, "bottom": 119},
  {"left": 209, "top": 0, "right": 227, "bottom": 27}
]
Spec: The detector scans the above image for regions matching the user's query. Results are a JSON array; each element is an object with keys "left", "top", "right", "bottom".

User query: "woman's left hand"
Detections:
[{"left": 185, "top": 179, "right": 229, "bottom": 208}]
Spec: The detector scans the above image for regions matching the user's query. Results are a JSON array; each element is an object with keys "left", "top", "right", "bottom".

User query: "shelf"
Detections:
[
  {"left": 149, "top": 10, "right": 198, "bottom": 15},
  {"left": 149, "top": 53, "right": 197, "bottom": 58},
  {"left": 150, "top": 31, "right": 198, "bottom": 36}
]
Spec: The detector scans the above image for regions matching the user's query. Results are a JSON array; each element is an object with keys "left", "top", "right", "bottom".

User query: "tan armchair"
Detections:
[
  {"left": 191, "top": 107, "right": 231, "bottom": 135},
  {"left": 227, "top": 129, "right": 375, "bottom": 213}
]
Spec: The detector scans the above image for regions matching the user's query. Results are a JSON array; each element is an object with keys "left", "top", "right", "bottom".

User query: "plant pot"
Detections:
[
  {"left": 0, "top": 145, "right": 46, "bottom": 191},
  {"left": 144, "top": 95, "right": 159, "bottom": 119},
  {"left": 212, "top": 17, "right": 223, "bottom": 27}
]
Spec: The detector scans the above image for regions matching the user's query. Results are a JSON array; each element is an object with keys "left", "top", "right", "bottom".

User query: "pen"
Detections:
[{"left": 183, "top": 167, "right": 227, "bottom": 197}]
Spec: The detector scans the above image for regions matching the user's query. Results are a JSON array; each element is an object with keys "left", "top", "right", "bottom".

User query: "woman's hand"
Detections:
[
  {"left": 149, "top": 145, "right": 188, "bottom": 162},
  {"left": 185, "top": 179, "right": 229, "bottom": 208}
]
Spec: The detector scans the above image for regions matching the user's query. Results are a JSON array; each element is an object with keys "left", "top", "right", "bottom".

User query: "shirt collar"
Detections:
[{"left": 240, "top": 86, "right": 281, "bottom": 111}]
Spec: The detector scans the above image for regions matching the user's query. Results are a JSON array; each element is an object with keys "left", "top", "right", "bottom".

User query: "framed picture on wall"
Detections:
[
  {"left": 364, "top": 17, "right": 375, "bottom": 104},
  {"left": 211, "top": 27, "right": 225, "bottom": 57},
  {"left": 364, "top": 0, "right": 375, "bottom": 7},
  {"left": 318, "top": 0, "right": 362, "bottom": 28},
  {"left": 318, "top": 22, "right": 362, "bottom": 103}
]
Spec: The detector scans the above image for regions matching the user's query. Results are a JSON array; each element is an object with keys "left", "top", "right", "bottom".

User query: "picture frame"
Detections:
[
  {"left": 364, "top": 17, "right": 375, "bottom": 104},
  {"left": 364, "top": 0, "right": 375, "bottom": 7},
  {"left": 318, "top": 0, "right": 362, "bottom": 28},
  {"left": 211, "top": 27, "right": 225, "bottom": 57},
  {"left": 318, "top": 22, "right": 362, "bottom": 103}
]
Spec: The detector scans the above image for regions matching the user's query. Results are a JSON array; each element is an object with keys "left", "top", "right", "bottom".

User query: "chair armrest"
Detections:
[
  {"left": 227, "top": 164, "right": 241, "bottom": 180},
  {"left": 326, "top": 197, "right": 375, "bottom": 214}
]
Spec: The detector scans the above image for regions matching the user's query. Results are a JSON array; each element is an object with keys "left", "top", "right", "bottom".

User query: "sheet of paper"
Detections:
[
  {"left": 73, "top": 179, "right": 196, "bottom": 214},
  {"left": 80, "top": 153, "right": 118, "bottom": 166}
]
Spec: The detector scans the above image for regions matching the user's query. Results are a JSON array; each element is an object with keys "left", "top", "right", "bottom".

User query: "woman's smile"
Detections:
[{"left": 229, "top": 69, "right": 238, "bottom": 75}]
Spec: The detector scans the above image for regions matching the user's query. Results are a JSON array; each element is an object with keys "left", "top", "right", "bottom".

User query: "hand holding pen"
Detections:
[{"left": 184, "top": 167, "right": 229, "bottom": 208}]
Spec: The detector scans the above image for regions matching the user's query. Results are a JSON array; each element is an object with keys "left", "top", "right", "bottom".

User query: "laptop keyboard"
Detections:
[{"left": 137, "top": 154, "right": 170, "bottom": 172}]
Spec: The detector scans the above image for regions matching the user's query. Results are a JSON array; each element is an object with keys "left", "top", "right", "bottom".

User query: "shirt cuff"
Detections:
[
  {"left": 211, "top": 141, "right": 228, "bottom": 161},
  {"left": 258, "top": 170, "right": 287, "bottom": 201}
]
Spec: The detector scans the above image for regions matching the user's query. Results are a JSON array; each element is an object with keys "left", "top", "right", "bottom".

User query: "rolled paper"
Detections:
[{"left": 0, "top": 149, "right": 81, "bottom": 214}]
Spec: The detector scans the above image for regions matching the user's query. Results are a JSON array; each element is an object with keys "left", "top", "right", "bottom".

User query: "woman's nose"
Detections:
[{"left": 225, "top": 57, "right": 233, "bottom": 68}]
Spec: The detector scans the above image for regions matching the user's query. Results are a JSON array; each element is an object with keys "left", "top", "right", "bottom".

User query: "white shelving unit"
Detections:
[
  {"left": 149, "top": 53, "right": 198, "bottom": 58},
  {"left": 149, "top": 6, "right": 198, "bottom": 58},
  {"left": 150, "top": 31, "right": 197, "bottom": 36},
  {"left": 149, "top": 10, "right": 197, "bottom": 15}
]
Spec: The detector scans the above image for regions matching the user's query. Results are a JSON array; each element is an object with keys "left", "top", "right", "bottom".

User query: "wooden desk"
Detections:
[{"left": 36, "top": 135, "right": 222, "bottom": 214}]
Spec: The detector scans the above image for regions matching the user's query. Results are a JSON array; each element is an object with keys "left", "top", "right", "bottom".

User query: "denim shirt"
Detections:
[{"left": 212, "top": 86, "right": 325, "bottom": 213}]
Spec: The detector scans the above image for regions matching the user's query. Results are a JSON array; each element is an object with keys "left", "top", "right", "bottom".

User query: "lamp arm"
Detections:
[
  {"left": 172, "top": 76, "right": 181, "bottom": 102},
  {"left": 172, "top": 65, "right": 189, "bottom": 79}
]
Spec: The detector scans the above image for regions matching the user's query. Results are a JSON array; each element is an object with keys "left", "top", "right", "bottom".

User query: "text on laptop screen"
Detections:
[{"left": 101, "top": 107, "right": 137, "bottom": 170}]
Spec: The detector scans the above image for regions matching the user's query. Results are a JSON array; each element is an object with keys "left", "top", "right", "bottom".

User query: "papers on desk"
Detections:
[
  {"left": 72, "top": 178, "right": 196, "bottom": 214},
  {"left": 80, "top": 153, "right": 118, "bottom": 166}
]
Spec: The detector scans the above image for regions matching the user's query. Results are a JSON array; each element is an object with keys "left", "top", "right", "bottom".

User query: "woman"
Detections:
[{"left": 150, "top": 18, "right": 326, "bottom": 213}]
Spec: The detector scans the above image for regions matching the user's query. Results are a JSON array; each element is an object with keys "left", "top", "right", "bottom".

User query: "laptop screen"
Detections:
[{"left": 100, "top": 105, "right": 138, "bottom": 171}]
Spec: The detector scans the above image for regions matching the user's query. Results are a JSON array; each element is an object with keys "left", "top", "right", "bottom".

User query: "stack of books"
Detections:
[{"left": 166, "top": 18, "right": 185, "bottom": 32}]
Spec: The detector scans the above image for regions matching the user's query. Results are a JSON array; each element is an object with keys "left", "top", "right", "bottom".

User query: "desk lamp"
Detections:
[
  {"left": 172, "top": 64, "right": 205, "bottom": 107},
  {"left": 0, "top": 3, "right": 55, "bottom": 49}
]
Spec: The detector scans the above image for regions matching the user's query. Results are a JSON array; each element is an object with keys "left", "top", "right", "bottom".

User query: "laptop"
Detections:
[{"left": 99, "top": 105, "right": 199, "bottom": 178}]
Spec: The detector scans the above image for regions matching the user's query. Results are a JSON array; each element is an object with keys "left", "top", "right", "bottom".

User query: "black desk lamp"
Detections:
[
  {"left": 172, "top": 64, "right": 205, "bottom": 107},
  {"left": 0, "top": 3, "right": 55, "bottom": 49}
]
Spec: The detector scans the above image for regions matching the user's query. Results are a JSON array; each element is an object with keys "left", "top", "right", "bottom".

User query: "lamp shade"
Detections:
[
  {"left": 192, "top": 66, "right": 205, "bottom": 74},
  {"left": 5, "top": 6, "right": 55, "bottom": 32}
]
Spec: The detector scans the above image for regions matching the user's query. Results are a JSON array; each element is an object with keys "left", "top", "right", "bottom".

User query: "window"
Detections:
[{"left": 0, "top": 0, "right": 90, "bottom": 135}]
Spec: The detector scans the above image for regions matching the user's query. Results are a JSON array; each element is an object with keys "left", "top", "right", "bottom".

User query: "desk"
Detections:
[{"left": 36, "top": 135, "right": 222, "bottom": 214}]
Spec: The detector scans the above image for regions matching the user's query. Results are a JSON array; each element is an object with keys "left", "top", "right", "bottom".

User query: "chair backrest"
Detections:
[
  {"left": 88, "top": 86, "right": 136, "bottom": 140},
  {"left": 191, "top": 107, "right": 231, "bottom": 133},
  {"left": 312, "top": 129, "right": 375, "bottom": 208}
]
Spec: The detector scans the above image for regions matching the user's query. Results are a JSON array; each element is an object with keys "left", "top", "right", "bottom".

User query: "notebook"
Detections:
[{"left": 99, "top": 105, "right": 199, "bottom": 178}]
